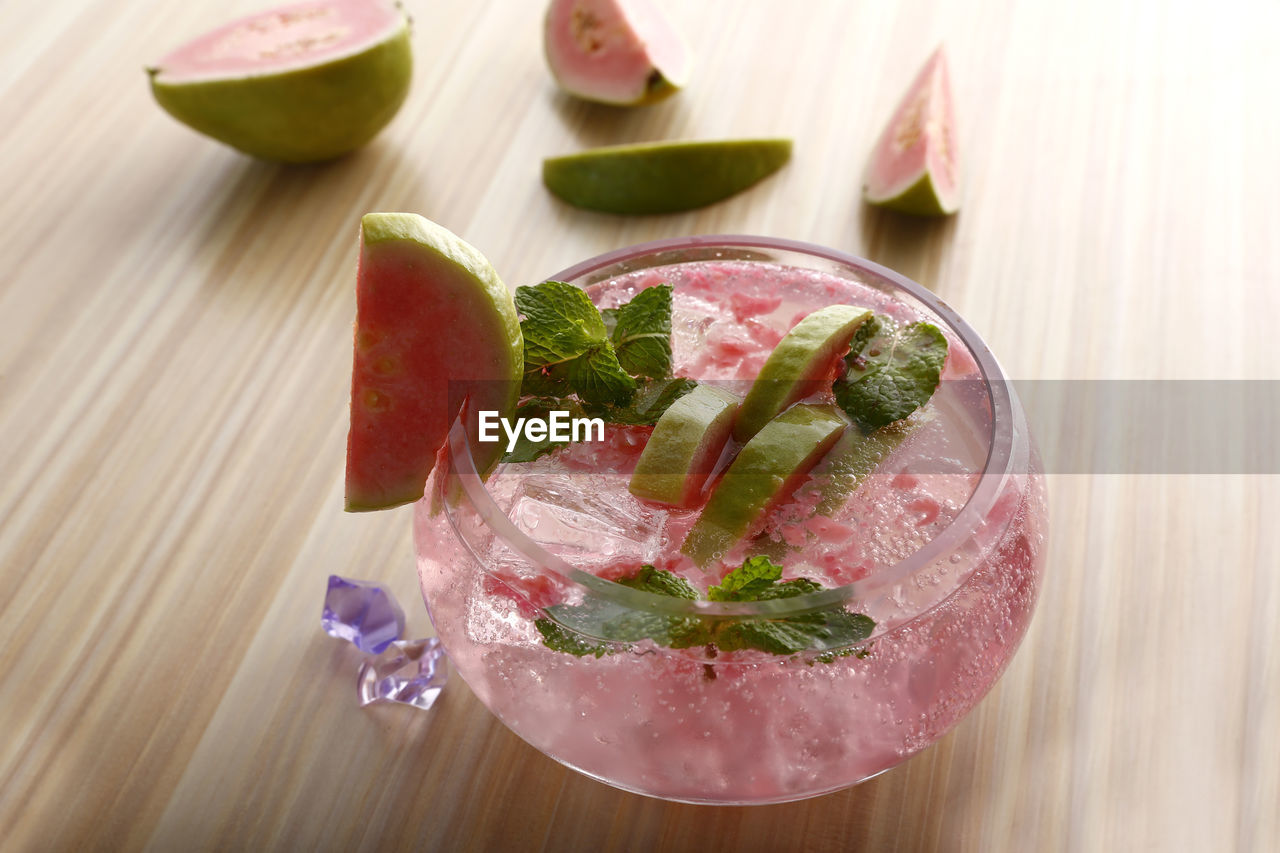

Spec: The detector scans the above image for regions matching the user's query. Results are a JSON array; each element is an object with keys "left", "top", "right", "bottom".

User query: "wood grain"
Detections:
[{"left": 1, "top": 1, "right": 1276, "bottom": 850}]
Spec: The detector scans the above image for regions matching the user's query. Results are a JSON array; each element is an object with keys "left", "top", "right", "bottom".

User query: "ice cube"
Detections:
[{"left": 508, "top": 472, "right": 666, "bottom": 564}]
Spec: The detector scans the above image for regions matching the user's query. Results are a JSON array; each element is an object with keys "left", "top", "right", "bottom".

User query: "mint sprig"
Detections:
[
  {"left": 832, "top": 316, "right": 947, "bottom": 433},
  {"left": 506, "top": 283, "right": 695, "bottom": 463},
  {"left": 535, "top": 558, "right": 875, "bottom": 659}
]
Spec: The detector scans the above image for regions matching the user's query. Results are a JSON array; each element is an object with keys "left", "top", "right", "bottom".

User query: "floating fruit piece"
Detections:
[
  {"left": 732, "top": 305, "right": 872, "bottom": 443},
  {"left": 682, "top": 404, "right": 847, "bottom": 567},
  {"left": 148, "top": 0, "right": 412, "bottom": 163},
  {"left": 543, "top": 138, "right": 792, "bottom": 214},
  {"left": 345, "top": 213, "right": 522, "bottom": 511},
  {"left": 543, "top": 0, "right": 690, "bottom": 106},
  {"left": 629, "top": 384, "right": 740, "bottom": 507},
  {"left": 862, "top": 46, "right": 960, "bottom": 215}
]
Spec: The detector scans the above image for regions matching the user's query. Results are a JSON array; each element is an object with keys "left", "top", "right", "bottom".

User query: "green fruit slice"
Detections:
[
  {"left": 732, "top": 305, "right": 872, "bottom": 443},
  {"left": 543, "top": 0, "right": 690, "bottom": 106},
  {"left": 862, "top": 46, "right": 960, "bottom": 215},
  {"left": 628, "top": 385, "right": 740, "bottom": 507},
  {"left": 682, "top": 404, "right": 847, "bottom": 567},
  {"left": 543, "top": 138, "right": 792, "bottom": 214},
  {"left": 345, "top": 213, "right": 522, "bottom": 511},
  {"left": 148, "top": 0, "right": 412, "bottom": 163}
]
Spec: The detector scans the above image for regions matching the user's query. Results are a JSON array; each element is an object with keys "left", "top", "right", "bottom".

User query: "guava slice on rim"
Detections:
[
  {"left": 148, "top": 0, "right": 412, "bottom": 163},
  {"left": 543, "top": 138, "right": 792, "bottom": 214},
  {"left": 732, "top": 305, "right": 872, "bottom": 443},
  {"left": 345, "top": 213, "right": 522, "bottom": 512},
  {"left": 862, "top": 46, "right": 960, "bottom": 216},
  {"left": 682, "top": 404, "right": 847, "bottom": 568},
  {"left": 544, "top": 0, "right": 690, "bottom": 106},
  {"left": 628, "top": 384, "right": 740, "bottom": 508}
]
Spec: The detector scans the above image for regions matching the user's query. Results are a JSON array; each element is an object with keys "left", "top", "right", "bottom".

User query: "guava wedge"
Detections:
[
  {"left": 148, "top": 0, "right": 412, "bottom": 163},
  {"left": 543, "top": 138, "right": 792, "bottom": 214},
  {"left": 543, "top": 0, "right": 690, "bottom": 106},
  {"left": 628, "top": 384, "right": 740, "bottom": 507},
  {"left": 862, "top": 46, "right": 960, "bottom": 216},
  {"left": 732, "top": 305, "right": 872, "bottom": 443},
  {"left": 345, "top": 213, "right": 522, "bottom": 511},
  {"left": 682, "top": 404, "right": 847, "bottom": 567}
]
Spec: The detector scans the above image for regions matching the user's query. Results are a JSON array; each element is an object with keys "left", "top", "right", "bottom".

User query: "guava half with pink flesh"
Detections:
[
  {"left": 862, "top": 46, "right": 961, "bottom": 216},
  {"left": 345, "top": 213, "right": 522, "bottom": 512},
  {"left": 544, "top": 0, "right": 690, "bottom": 106},
  {"left": 148, "top": 0, "right": 412, "bottom": 163}
]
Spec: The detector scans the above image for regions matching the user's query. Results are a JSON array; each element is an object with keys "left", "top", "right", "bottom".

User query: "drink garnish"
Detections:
[
  {"left": 506, "top": 282, "right": 694, "bottom": 461},
  {"left": 534, "top": 558, "right": 874, "bottom": 659},
  {"left": 832, "top": 316, "right": 947, "bottom": 433},
  {"left": 516, "top": 280, "right": 635, "bottom": 405},
  {"left": 601, "top": 283, "right": 674, "bottom": 378}
]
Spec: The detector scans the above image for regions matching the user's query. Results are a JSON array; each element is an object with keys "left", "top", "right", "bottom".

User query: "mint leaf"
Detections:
[
  {"left": 535, "top": 561, "right": 876, "bottom": 659},
  {"left": 543, "top": 566, "right": 707, "bottom": 649},
  {"left": 567, "top": 345, "right": 637, "bottom": 405},
  {"left": 512, "top": 280, "right": 683, "bottom": 436},
  {"left": 587, "top": 376, "right": 698, "bottom": 426},
  {"left": 702, "top": 557, "right": 871, "bottom": 653},
  {"left": 616, "top": 565, "right": 698, "bottom": 599},
  {"left": 603, "top": 284, "right": 673, "bottom": 378},
  {"left": 708, "top": 555, "right": 783, "bottom": 601},
  {"left": 717, "top": 609, "right": 875, "bottom": 655},
  {"left": 707, "top": 556, "right": 823, "bottom": 602},
  {"left": 833, "top": 318, "right": 947, "bottom": 433},
  {"left": 534, "top": 618, "right": 612, "bottom": 657},
  {"left": 520, "top": 363, "right": 572, "bottom": 398},
  {"left": 849, "top": 312, "right": 888, "bottom": 355},
  {"left": 515, "top": 281, "right": 607, "bottom": 369}
]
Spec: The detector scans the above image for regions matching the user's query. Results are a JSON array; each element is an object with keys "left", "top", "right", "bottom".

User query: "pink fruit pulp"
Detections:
[
  {"left": 863, "top": 46, "right": 960, "bottom": 212},
  {"left": 415, "top": 258, "right": 1044, "bottom": 803},
  {"left": 153, "top": 0, "right": 404, "bottom": 83},
  {"left": 544, "top": 0, "right": 689, "bottom": 104}
]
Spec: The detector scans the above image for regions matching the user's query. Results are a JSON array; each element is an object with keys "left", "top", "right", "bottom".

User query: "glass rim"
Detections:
[{"left": 443, "top": 234, "right": 1021, "bottom": 620}]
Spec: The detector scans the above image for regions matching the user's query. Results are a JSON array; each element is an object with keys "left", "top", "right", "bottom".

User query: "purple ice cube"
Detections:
[
  {"left": 357, "top": 638, "right": 448, "bottom": 710},
  {"left": 321, "top": 575, "right": 406, "bottom": 655}
]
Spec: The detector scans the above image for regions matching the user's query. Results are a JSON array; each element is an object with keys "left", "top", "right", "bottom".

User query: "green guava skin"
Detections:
[
  {"left": 542, "top": 138, "right": 792, "bottom": 215},
  {"left": 732, "top": 305, "right": 872, "bottom": 443},
  {"left": 864, "top": 170, "right": 955, "bottom": 216},
  {"left": 628, "top": 384, "right": 740, "bottom": 507},
  {"left": 682, "top": 404, "right": 847, "bottom": 567},
  {"left": 148, "top": 24, "right": 412, "bottom": 164}
]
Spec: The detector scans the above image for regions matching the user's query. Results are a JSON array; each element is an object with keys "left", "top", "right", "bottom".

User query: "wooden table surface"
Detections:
[{"left": 2, "top": 0, "right": 1277, "bottom": 850}]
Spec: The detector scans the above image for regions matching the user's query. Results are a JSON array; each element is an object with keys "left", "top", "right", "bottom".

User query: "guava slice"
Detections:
[
  {"left": 543, "top": 0, "right": 690, "bottom": 106},
  {"left": 862, "top": 46, "right": 960, "bottom": 216},
  {"left": 148, "top": 0, "right": 412, "bottom": 163},
  {"left": 628, "top": 384, "right": 740, "bottom": 507},
  {"left": 543, "top": 138, "right": 792, "bottom": 214},
  {"left": 345, "top": 213, "right": 522, "bottom": 512},
  {"left": 682, "top": 404, "right": 847, "bottom": 567},
  {"left": 732, "top": 305, "right": 872, "bottom": 443}
]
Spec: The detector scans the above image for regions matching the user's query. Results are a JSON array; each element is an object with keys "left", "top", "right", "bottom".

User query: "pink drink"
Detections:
[{"left": 416, "top": 237, "right": 1046, "bottom": 804}]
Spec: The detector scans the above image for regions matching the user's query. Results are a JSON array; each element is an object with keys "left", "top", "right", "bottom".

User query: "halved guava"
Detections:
[
  {"left": 148, "top": 0, "right": 412, "bottom": 163},
  {"left": 862, "top": 46, "right": 960, "bottom": 216},
  {"left": 544, "top": 0, "right": 690, "bottom": 106},
  {"left": 345, "top": 213, "right": 522, "bottom": 512}
]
